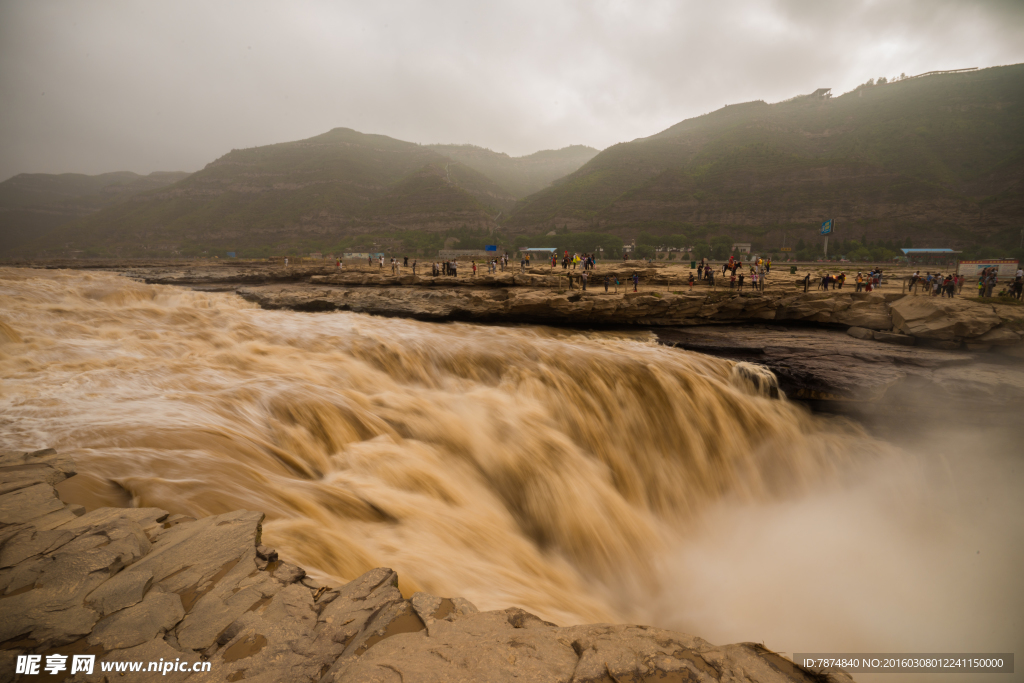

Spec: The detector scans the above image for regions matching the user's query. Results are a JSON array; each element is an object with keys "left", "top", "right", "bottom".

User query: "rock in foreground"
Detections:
[{"left": 0, "top": 449, "right": 850, "bottom": 683}]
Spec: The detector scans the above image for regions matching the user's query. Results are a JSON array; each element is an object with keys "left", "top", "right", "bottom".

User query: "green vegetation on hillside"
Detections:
[
  {"left": 0, "top": 171, "right": 189, "bottom": 253},
  {"left": 507, "top": 64, "right": 1024, "bottom": 257},
  {"left": 426, "top": 144, "right": 599, "bottom": 198},
  {"left": 15, "top": 129, "right": 520, "bottom": 258}
]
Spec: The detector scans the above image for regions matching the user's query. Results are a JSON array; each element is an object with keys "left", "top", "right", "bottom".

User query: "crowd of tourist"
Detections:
[{"left": 339, "top": 253, "right": 1024, "bottom": 302}]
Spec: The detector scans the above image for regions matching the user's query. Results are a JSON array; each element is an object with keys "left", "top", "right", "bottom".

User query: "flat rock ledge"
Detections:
[
  {"left": 236, "top": 285, "right": 1024, "bottom": 353},
  {"left": 0, "top": 449, "right": 851, "bottom": 683}
]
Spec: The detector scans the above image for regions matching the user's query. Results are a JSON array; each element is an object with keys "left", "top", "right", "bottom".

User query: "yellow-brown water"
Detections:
[{"left": 1, "top": 268, "right": 1020, "bottom": 676}]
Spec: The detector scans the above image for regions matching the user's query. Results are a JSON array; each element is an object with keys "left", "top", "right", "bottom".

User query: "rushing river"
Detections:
[{"left": 1, "top": 268, "right": 1020, "bottom": 679}]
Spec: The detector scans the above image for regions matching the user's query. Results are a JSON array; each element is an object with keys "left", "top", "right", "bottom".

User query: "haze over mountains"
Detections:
[
  {"left": 0, "top": 133, "right": 598, "bottom": 258},
  {"left": 0, "top": 171, "right": 189, "bottom": 254},
  {"left": 508, "top": 64, "right": 1024, "bottom": 252},
  {"left": 2, "top": 63, "right": 1022, "bottom": 260}
]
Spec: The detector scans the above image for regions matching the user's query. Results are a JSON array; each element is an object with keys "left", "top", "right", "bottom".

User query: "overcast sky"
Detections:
[{"left": 1, "top": 0, "right": 1022, "bottom": 180}]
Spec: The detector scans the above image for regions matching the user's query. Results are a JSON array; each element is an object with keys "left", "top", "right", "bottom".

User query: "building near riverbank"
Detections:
[
  {"left": 901, "top": 248, "right": 960, "bottom": 266},
  {"left": 519, "top": 247, "right": 558, "bottom": 260}
]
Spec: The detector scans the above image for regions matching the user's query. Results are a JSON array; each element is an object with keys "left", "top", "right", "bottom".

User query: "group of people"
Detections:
[
  {"left": 431, "top": 260, "right": 461, "bottom": 277},
  {"left": 347, "top": 252, "right": 1023, "bottom": 304},
  {"left": 688, "top": 256, "right": 771, "bottom": 291},
  {"left": 908, "top": 271, "right": 963, "bottom": 297},
  {"left": 805, "top": 268, "right": 884, "bottom": 292},
  {"left": 1012, "top": 268, "right": 1024, "bottom": 300},
  {"left": 556, "top": 252, "right": 597, "bottom": 271},
  {"left": 972, "top": 267, "right": 1024, "bottom": 299}
]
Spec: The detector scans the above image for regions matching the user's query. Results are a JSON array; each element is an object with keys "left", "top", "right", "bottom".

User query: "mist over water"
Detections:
[{"left": 1, "top": 268, "right": 1020, "bottom": 678}]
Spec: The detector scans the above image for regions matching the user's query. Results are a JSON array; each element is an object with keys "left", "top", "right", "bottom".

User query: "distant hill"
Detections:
[
  {"left": 425, "top": 144, "right": 599, "bottom": 199},
  {"left": 0, "top": 171, "right": 189, "bottom": 254},
  {"left": 15, "top": 128, "right": 535, "bottom": 258},
  {"left": 506, "top": 64, "right": 1024, "bottom": 257}
]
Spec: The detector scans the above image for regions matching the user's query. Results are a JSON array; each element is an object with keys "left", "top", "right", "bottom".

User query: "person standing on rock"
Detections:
[
  {"left": 632, "top": 272, "right": 639, "bottom": 292},
  {"left": 689, "top": 273, "right": 695, "bottom": 290},
  {"left": 739, "top": 271, "right": 745, "bottom": 289},
  {"left": 855, "top": 272, "right": 864, "bottom": 292},
  {"left": 604, "top": 274, "right": 610, "bottom": 292},
  {"left": 803, "top": 272, "right": 810, "bottom": 292},
  {"left": 582, "top": 271, "right": 588, "bottom": 291}
]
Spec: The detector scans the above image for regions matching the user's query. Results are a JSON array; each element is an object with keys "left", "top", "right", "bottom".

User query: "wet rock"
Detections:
[
  {"left": 88, "top": 590, "right": 185, "bottom": 650},
  {"left": 0, "top": 527, "right": 76, "bottom": 568},
  {"left": 331, "top": 607, "right": 856, "bottom": 683},
  {"left": 976, "top": 326, "right": 1022, "bottom": 346},
  {"left": 86, "top": 566, "right": 154, "bottom": 616},
  {"left": 0, "top": 484, "right": 67, "bottom": 524},
  {"left": 656, "top": 324, "right": 1024, "bottom": 412},
  {"left": 270, "top": 561, "right": 305, "bottom": 584},
  {"left": 450, "top": 597, "right": 479, "bottom": 616},
  {"left": 324, "top": 608, "right": 577, "bottom": 683},
  {"left": 889, "top": 296, "right": 1000, "bottom": 340},
  {"left": 202, "top": 583, "right": 324, "bottom": 683},
  {"left": 872, "top": 330, "right": 915, "bottom": 345},
  {"left": 409, "top": 591, "right": 442, "bottom": 629}
]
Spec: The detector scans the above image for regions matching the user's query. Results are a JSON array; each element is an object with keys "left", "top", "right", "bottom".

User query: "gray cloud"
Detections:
[{"left": 1, "top": 0, "right": 1022, "bottom": 180}]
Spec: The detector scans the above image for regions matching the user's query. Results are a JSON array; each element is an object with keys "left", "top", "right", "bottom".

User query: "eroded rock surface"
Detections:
[
  {"left": 235, "top": 284, "right": 1024, "bottom": 351},
  {"left": 657, "top": 325, "right": 1024, "bottom": 409},
  {"left": 1, "top": 450, "right": 850, "bottom": 683}
]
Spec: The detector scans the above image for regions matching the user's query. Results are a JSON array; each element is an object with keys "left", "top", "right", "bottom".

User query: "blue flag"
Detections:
[
  {"left": 820, "top": 219, "right": 833, "bottom": 235},
  {"left": 485, "top": 245, "right": 497, "bottom": 251}
]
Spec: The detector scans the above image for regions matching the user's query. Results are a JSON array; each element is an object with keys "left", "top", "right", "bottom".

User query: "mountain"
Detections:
[
  {"left": 16, "top": 128, "right": 536, "bottom": 258},
  {"left": 506, "top": 64, "right": 1024, "bottom": 256},
  {"left": 0, "top": 171, "right": 190, "bottom": 254},
  {"left": 425, "top": 144, "right": 599, "bottom": 199}
]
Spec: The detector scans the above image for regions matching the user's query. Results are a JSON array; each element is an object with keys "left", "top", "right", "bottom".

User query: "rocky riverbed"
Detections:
[{"left": 0, "top": 448, "right": 851, "bottom": 683}]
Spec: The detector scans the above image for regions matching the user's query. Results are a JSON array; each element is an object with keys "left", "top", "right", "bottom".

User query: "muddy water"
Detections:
[{"left": 1, "top": 268, "right": 1020, "bottom": 671}]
